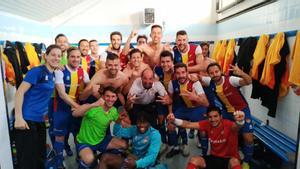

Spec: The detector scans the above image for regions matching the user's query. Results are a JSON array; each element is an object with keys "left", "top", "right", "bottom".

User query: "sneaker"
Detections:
[
  {"left": 188, "top": 130, "right": 195, "bottom": 139},
  {"left": 64, "top": 147, "right": 73, "bottom": 156},
  {"left": 242, "top": 162, "right": 250, "bottom": 169},
  {"left": 197, "top": 142, "right": 201, "bottom": 149},
  {"left": 180, "top": 144, "right": 190, "bottom": 157},
  {"left": 166, "top": 147, "right": 180, "bottom": 158},
  {"left": 159, "top": 143, "right": 168, "bottom": 154}
]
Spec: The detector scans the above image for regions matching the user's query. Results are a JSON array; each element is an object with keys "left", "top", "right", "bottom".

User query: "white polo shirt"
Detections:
[{"left": 128, "top": 77, "right": 167, "bottom": 104}]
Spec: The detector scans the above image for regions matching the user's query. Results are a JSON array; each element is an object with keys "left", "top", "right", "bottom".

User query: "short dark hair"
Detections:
[
  {"left": 102, "top": 86, "right": 118, "bottom": 95},
  {"left": 78, "top": 39, "right": 89, "bottom": 47},
  {"left": 67, "top": 47, "right": 80, "bottom": 58},
  {"left": 160, "top": 50, "right": 173, "bottom": 61},
  {"left": 110, "top": 31, "right": 122, "bottom": 41},
  {"left": 137, "top": 35, "right": 148, "bottom": 42},
  {"left": 174, "top": 63, "right": 187, "bottom": 71},
  {"left": 136, "top": 111, "right": 150, "bottom": 124},
  {"left": 46, "top": 44, "right": 61, "bottom": 55},
  {"left": 176, "top": 30, "right": 187, "bottom": 37},
  {"left": 200, "top": 42, "right": 210, "bottom": 48},
  {"left": 106, "top": 52, "right": 119, "bottom": 61},
  {"left": 54, "top": 34, "right": 67, "bottom": 43},
  {"left": 89, "top": 39, "right": 98, "bottom": 44},
  {"left": 206, "top": 106, "right": 222, "bottom": 116},
  {"left": 206, "top": 62, "right": 222, "bottom": 73},
  {"left": 151, "top": 24, "right": 162, "bottom": 31},
  {"left": 129, "top": 48, "right": 142, "bottom": 58}
]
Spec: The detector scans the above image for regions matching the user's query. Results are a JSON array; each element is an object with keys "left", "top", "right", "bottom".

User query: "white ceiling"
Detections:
[{"left": 0, "top": 0, "right": 91, "bottom": 22}]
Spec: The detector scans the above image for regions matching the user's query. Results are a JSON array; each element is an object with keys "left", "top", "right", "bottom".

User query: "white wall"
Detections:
[{"left": 217, "top": 0, "right": 300, "bottom": 140}]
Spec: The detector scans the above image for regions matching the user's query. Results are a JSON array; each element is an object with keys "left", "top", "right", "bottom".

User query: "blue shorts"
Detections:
[
  {"left": 77, "top": 135, "right": 112, "bottom": 153},
  {"left": 52, "top": 105, "right": 72, "bottom": 136},
  {"left": 222, "top": 107, "right": 253, "bottom": 133},
  {"left": 156, "top": 103, "right": 168, "bottom": 116},
  {"left": 174, "top": 106, "right": 207, "bottom": 122}
]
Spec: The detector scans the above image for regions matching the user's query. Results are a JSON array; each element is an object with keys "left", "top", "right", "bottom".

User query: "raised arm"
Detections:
[{"left": 230, "top": 64, "right": 252, "bottom": 86}]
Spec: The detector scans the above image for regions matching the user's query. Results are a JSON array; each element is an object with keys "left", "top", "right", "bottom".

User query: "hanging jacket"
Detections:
[
  {"left": 15, "top": 41, "right": 30, "bottom": 74},
  {"left": 24, "top": 42, "right": 40, "bottom": 69},
  {"left": 236, "top": 37, "right": 257, "bottom": 74},
  {"left": 288, "top": 31, "right": 300, "bottom": 87},
  {"left": 2, "top": 52, "right": 16, "bottom": 85},
  {"left": 251, "top": 35, "right": 269, "bottom": 80},
  {"left": 260, "top": 33, "right": 290, "bottom": 117},
  {"left": 215, "top": 40, "right": 227, "bottom": 69},
  {"left": 223, "top": 39, "right": 236, "bottom": 75},
  {"left": 260, "top": 33, "right": 285, "bottom": 89},
  {"left": 212, "top": 40, "right": 222, "bottom": 61},
  {"left": 4, "top": 41, "right": 23, "bottom": 88},
  {"left": 250, "top": 34, "right": 269, "bottom": 99}
]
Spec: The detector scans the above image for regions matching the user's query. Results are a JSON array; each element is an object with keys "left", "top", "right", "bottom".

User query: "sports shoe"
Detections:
[
  {"left": 166, "top": 147, "right": 180, "bottom": 158},
  {"left": 159, "top": 143, "right": 168, "bottom": 154},
  {"left": 180, "top": 144, "right": 190, "bottom": 157},
  {"left": 242, "top": 162, "right": 250, "bottom": 169},
  {"left": 188, "top": 129, "right": 195, "bottom": 139}
]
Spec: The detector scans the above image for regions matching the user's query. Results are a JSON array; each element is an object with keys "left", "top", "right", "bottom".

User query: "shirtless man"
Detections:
[
  {"left": 138, "top": 25, "right": 171, "bottom": 68},
  {"left": 79, "top": 52, "right": 128, "bottom": 106},
  {"left": 198, "top": 42, "right": 215, "bottom": 76},
  {"left": 100, "top": 31, "right": 128, "bottom": 70},
  {"left": 122, "top": 48, "right": 150, "bottom": 94}
]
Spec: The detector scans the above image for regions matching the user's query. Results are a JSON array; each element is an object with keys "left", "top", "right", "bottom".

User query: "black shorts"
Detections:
[{"left": 204, "top": 155, "right": 230, "bottom": 169}]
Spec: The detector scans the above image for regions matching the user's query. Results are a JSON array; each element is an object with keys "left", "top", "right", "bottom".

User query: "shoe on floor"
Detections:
[
  {"left": 180, "top": 144, "right": 190, "bottom": 157},
  {"left": 166, "top": 147, "right": 180, "bottom": 158}
]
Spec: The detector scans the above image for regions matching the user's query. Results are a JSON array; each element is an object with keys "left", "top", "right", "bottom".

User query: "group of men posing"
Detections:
[{"left": 48, "top": 24, "right": 254, "bottom": 169}]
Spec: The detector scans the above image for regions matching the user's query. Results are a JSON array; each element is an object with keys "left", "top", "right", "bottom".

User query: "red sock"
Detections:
[
  {"left": 232, "top": 164, "right": 241, "bottom": 169},
  {"left": 186, "top": 162, "right": 197, "bottom": 169}
]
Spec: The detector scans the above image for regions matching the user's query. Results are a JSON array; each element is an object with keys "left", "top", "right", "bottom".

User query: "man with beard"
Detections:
[
  {"left": 126, "top": 69, "right": 171, "bottom": 129},
  {"left": 166, "top": 63, "right": 209, "bottom": 158},
  {"left": 79, "top": 39, "right": 96, "bottom": 79},
  {"left": 100, "top": 31, "right": 128, "bottom": 70},
  {"left": 52, "top": 47, "right": 90, "bottom": 168},
  {"left": 173, "top": 30, "right": 203, "bottom": 73},
  {"left": 79, "top": 52, "right": 128, "bottom": 106},
  {"left": 153, "top": 50, "right": 174, "bottom": 153},
  {"left": 98, "top": 111, "right": 163, "bottom": 169},
  {"left": 122, "top": 48, "right": 150, "bottom": 95},
  {"left": 168, "top": 106, "right": 244, "bottom": 169},
  {"left": 201, "top": 62, "right": 253, "bottom": 169},
  {"left": 73, "top": 86, "right": 128, "bottom": 169},
  {"left": 189, "top": 42, "right": 216, "bottom": 140},
  {"left": 138, "top": 25, "right": 171, "bottom": 68}
]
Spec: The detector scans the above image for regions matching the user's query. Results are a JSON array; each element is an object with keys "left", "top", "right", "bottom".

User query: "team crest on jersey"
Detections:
[
  {"left": 45, "top": 75, "right": 48, "bottom": 81},
  {"left": 143, "top": 136, "right": 149, "bottom": 144},
  {"left": 66, "top": 76, "right": 70, "bottom": 81}
]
